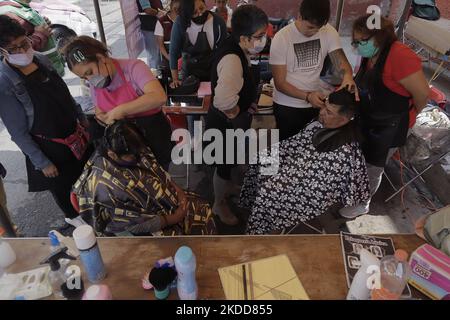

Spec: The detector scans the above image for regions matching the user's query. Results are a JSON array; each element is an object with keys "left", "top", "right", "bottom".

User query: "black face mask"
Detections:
[{"left": 192, "top": 11, "right": 209, "bottom": 25}]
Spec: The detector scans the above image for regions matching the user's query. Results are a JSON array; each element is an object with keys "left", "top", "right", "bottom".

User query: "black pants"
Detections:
[
  {"left": 273, "top": 103, "right": 319, "bottom": 141},
  {"left": 134, "top": 112, "right": 174, "bottom": 171},
  {"left": 205, "top": 106, "right": 253, "bottom": 181},
  {"left": 50, "top": 183, "right": 78, "bottom": 219}
]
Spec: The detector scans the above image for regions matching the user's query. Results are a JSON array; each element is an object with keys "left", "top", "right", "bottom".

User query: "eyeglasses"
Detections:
[
  {"left": 351, "top": 36, "right": 372, "bottom": 47},
  {"left": 2, "top": 37, "right": 32, "bottom": 54}
]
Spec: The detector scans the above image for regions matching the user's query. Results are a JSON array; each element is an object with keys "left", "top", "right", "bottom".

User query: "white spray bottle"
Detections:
[{"left": 346, "top": 249, "right": 380, "bottom": 300}]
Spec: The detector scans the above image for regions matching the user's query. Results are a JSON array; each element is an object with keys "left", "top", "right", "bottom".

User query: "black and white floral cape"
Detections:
[{"left": 240, "top": 121, "right": 370, "bottom": 235}]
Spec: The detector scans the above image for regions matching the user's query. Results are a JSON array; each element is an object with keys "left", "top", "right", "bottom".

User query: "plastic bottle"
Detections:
[
  {"left": 0, "top": 228, "right": 16, "bottom": 277},
  {"left": 371, "top": 249, "right": 411, "bottom": 300},
  {"left": 40, "top": 247, "right": 76, "bottom": 298},
  {"left": 347, "top": 249, "right": 380, "bottom": 300},
  {"left": 49, "top": 231, "right": 61, "bottom": 253},
  {"left": 82, "top": 285, "right": 112, "bottom": 300},
  {"left": 73, "top": 225, "right": 106, "bottom": 284},
  {"left": 174, "top": 246, "right": 198, "bottom": 300}
]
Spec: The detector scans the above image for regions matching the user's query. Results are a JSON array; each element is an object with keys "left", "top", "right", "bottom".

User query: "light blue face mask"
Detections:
[{"left": 356, "top": 39, "right": 379, "bottom": 58}]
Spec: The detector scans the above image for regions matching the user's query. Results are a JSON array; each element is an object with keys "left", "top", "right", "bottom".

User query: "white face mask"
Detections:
[
  {"left": 5, "top": 47, "right": 34, "bottom": 67},
  {"left": 248, "top": 35, "right": 267, "bottom": 55}
]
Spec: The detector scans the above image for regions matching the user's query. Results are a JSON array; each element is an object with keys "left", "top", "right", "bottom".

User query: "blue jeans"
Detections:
[{"left": 142, "top": 30, "right": 160, "bottom": 69}]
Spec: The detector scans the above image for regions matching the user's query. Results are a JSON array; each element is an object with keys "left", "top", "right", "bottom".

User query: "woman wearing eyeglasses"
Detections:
[
  {"left": 0, "top": 16, "right": 91, "bottom": 228},
  {"left": 339, "top": 15, "right": 430, "bottom": 219},
  {"left": 204, "top": 5, "right": 268, "bottom": 226}
]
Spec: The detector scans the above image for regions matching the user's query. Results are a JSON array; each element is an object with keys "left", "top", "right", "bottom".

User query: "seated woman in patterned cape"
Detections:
[
  {"left": 240, "top": 89, "right": 371, "bottom": 235},
  {"left": 73, "top": 120, "right": 216, "bottom": 236}
]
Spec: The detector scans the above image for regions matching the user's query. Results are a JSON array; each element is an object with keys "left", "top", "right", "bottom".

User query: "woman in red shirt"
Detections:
[{"left": 339, "top": 14, "right": 430, "bottom": 219}]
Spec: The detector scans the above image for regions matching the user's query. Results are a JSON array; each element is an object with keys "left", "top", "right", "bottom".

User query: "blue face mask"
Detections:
[{"left": 356, "top": 39, "right": 379, "bottom": 58}]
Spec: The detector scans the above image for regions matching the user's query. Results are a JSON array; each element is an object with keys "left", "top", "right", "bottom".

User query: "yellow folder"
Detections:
[{"left": 218, "top": 254, "right": 309, "bottom": 300}]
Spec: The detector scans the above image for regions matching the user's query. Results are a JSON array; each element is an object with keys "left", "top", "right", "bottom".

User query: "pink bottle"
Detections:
[{"left": 82, "top": 285, "right": 112, "bottom": 300}]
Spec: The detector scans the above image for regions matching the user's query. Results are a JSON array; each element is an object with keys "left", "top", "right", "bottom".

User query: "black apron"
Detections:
[
  {"left": 355, "top": 44, "right": 411, "bottom": 167},
  {"left": 21, "top": 61, "right": 87, "bottom": 192},
  {"left": 205, "top": 38, "right": 257, "bottom": 173},
  {"left": 136, "top": 0, "right": 162, "bottom": 32},
  {"left": 182, "top": 22, "right": 213, "bottom": 81}
]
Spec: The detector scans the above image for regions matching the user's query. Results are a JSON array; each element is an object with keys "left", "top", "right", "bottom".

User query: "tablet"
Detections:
[{"left": 167, "top": 95, "right": 204, "bottom": 107}]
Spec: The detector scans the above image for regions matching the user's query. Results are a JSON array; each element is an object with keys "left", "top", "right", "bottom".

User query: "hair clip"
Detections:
[{"left": 72, "top": 49, "right": 86, "bottom": 63}]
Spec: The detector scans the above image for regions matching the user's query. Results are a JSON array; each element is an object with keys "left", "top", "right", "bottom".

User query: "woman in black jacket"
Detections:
[{"left": 169, "top": 0, "right": 227, "bottom": 87}]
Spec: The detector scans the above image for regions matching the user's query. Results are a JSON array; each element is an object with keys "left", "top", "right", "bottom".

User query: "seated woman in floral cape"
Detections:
[
  {"left": 73, "top": 120, "right": 216, "bottom": 236},
  {"left": 240, "top": 89, "right": 371, "bottom": 235}
]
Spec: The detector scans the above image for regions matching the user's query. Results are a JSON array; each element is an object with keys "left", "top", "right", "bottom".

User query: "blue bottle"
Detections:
[
  {"left": 174, "top": 246, "right": 198, "bottom": 300},
  {"left": 49, "top": 231, "right": 61, "bottom": 253},
  {"left": 72, "top": 225, "right": 106, "bottom": 283}
]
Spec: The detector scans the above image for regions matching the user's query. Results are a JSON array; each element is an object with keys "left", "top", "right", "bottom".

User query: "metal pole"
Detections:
[
  {"left": 395, "top": 0, "right": 413, "bottom": 39},
  {"left": 93, "top": 0, "right": 107, "bottom": 45},
  {"left": 335, "top": 0, "right": 345, "bottom": 32},
  {"left": 385, "top": 151, "right": 450, "bottom": 202}
]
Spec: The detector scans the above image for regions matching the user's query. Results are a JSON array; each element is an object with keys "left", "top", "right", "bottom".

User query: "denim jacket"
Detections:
[{"left": 0, "top": 55, "right": 84, "bottom": 170}]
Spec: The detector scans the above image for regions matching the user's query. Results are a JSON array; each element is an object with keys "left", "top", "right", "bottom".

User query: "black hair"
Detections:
[
  {"left": 179, "top": 0, "right": 205, "bottom": 30},
  {"left": 231, "top": 5, "right": 268, "bottom": 43},
  {"left": 299, "top": 0, "right": 330, "bottom": 27},
  {"left": 0, "top": 15, "right": 26, "bottom": 49},
  {"left": 353, "top": 15, "right": 397, "bottom": 90},
  {"left": 328, "top": 88, "right": 358, "bottom": 119},
  {"left": 101, "top": 120, "right": 147, "bottom": 157},
  {"left": 62, "top": 36, "right": 109, "bottom": 71}
]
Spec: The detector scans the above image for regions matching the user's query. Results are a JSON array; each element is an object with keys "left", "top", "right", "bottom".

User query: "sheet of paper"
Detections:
[{"left": 218, "top": 254, "right": 309, "bottom": 300}]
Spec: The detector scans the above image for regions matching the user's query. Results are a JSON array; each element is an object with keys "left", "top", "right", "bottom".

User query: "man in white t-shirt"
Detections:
[{"left": 270, "top": 0, "right": 358, "bottom": 141}]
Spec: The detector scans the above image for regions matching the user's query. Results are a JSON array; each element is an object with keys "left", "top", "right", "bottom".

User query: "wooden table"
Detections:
[
  {"left": 4, "top": 234, "right": 425, "bottom": 300},
  {"left": 163, "top": 95, "right": 274, "bottom": 116},
  {"left": 163, "top": 95, "right": 211, "bottom": 115}
]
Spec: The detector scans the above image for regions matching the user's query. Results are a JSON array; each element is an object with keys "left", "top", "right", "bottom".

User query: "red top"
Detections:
[
  {"left": 368, "top": 41, "right": 422, "bottom": 97},
  {"left": 367, "top": 41, "right": 422, "bottom": 127},
  {"left": 267, "top": 23, "right": 274, "bottom": 39}
]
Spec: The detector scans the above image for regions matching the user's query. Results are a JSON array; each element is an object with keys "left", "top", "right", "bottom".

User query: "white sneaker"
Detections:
[
  {"left": 339, "top": 202, "right": 370, "bottom": 219},
  {"left": 65, "top": 216, "right": 87, "bottom": 228}
]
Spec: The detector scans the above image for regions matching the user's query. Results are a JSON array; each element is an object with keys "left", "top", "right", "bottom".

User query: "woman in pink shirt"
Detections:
[{"left": 63, "top": 36, "right": 174, "bottom": 170}]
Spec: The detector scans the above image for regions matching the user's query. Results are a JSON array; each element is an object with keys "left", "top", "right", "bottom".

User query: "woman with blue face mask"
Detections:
[
  {"left": 339, "top": 14, "right": 430, "bottom": 219},
  {"left": 0, "top": 16, "right": 91, "bottom": 229},
  {"left": 204, "top": 5, "right": 268, "bottom": 226}
]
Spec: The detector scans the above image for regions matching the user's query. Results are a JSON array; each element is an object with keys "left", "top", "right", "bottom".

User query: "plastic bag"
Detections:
[{"left": 401, "top": 106, "right": 450, "bottom": 166}]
